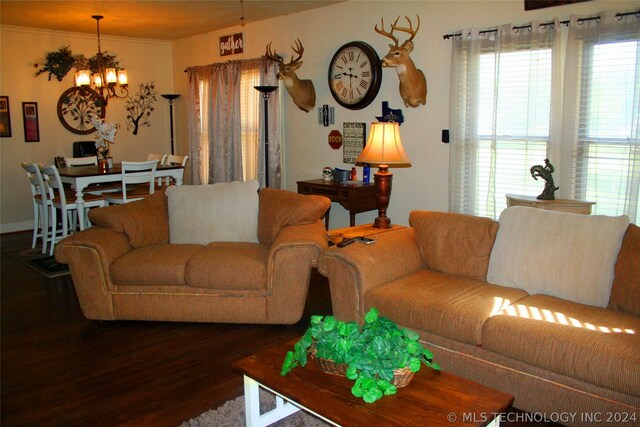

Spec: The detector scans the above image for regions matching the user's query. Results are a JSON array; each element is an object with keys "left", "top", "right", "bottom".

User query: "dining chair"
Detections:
[
  {"left": 40, "top": 164, "right": 107, "bottom": 255},
  {"left": 64, "top": 156, "right": 120, "bottom": 194},
  {"left": 159, "top": 154, "right": 189, "bottom": 187},
  {"left": 147, "top": 153, "right": 168, "bottom": 186},
  {"left": 147, "top": 153, "right": 168, "bottom": 165},
  {"left": 64, "top": 156, "right": 98, "bottom": 167},
  {"left": 105, "top": 160, "right": 158, "bottom": 205},
  {"left": 21, "top": 162, "right": 50, "bottom": 254}
]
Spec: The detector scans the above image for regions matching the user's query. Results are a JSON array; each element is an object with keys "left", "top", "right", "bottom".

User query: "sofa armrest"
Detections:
[
  {"left": 265, "top": 220, "right": 329, "bottom": 323},
  {"left": 55, "top": 226, "right": 133, "bottom": 320},
  {"left": 317, "top": 227, "right": 425, "bottom": 322}
]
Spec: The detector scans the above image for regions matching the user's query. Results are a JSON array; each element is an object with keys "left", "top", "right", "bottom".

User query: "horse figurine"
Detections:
[{"left": 530, "top": 158, "right": 559, "bottom": 200}]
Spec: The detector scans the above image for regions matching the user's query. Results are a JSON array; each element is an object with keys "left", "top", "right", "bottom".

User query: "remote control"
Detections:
[{"left": 337, "top": 237, "right": 356, "bottom": 248}]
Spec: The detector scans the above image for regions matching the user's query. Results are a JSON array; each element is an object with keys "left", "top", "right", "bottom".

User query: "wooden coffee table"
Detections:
[{"left": 232, "top": 340, "right": 514, "bottom": 426}]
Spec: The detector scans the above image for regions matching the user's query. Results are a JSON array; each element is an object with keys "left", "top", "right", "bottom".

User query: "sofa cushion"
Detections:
[
  {"left": 88, "top": 189, "right": 169, "bottom": 248},
  {"left": 409, "top": 211, "right": 499, "bottom": 281},
  {"left": 365, "top": 269, "right": 529, "bottom": 345},
  {"left": 482, "top": 294, "right": 640, "bottom": 397},
  {"left": 608, "top": 224, "right": 640, "bottom": 316},
  {"left": 110, "top": 244, "right": 204, "bottom": 286},
  {"left": 487, "top": 207, "right": 629, "bottom": 308},
  {"left": 185, "top": 242, "right": 268, "bottom": 290},
  {"left": 257, "top": 188, "right": 331, "bottom": 245},
  {"left": 166, "top": 180, "right": 259, "bottom": 245}
]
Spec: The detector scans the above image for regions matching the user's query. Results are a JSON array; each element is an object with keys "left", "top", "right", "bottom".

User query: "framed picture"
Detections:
[
  {"left": 22, "top": 102, "right": 40, "bottom": 143},
  {"left": 343, "top": 122, "right": 366, "bottom": 164},
  {"left": 524, "top": 0, "right": 590, "bottom": 11},
  {"left": 0, "top": 96, "right": 11, "bottom": 137}
]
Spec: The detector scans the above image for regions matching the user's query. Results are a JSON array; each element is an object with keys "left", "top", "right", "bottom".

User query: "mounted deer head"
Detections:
[
  {"left": 375, "top": 15, "right": 427, "bottom": 108},
  {"left": 264, "top": 39, "right": 316, "bottom": 113}
]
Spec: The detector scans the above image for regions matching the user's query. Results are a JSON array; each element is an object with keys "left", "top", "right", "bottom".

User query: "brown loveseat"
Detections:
[
  {"left": 318, "top": 207, "right": 640, "bottom": 425},
  {"left": 55, "top": 185, "right": 330, "bottom": 324}
]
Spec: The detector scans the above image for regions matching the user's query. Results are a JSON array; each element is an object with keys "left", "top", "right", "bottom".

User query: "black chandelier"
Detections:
[{"left": 74, "top": 15, "right": 128, "bottom": 104}]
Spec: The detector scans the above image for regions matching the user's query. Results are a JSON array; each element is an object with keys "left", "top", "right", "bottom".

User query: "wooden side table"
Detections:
[
  {"left": 327, "top": 223, "right": 406, "bottom": 246},
  {"left": 506, "top": 194, "right": 595, "bottom": 215},
  {"left": 297, "top": 179, "right": 378, "bottom": 228}
]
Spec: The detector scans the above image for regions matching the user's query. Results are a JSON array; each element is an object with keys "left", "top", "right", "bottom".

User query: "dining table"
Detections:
[{"left": 57, "top": 162, "right": 185, "bottom": 228}]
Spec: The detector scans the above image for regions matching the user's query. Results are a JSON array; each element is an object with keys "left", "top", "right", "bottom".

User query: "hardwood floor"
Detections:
[{"left": 1, "top": 231, "right": 559, "bottom": 427}]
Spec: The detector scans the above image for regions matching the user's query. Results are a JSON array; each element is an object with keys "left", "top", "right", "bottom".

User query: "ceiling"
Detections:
[{"left": 0, "top": 1, "right": 347, "bottom": 41}]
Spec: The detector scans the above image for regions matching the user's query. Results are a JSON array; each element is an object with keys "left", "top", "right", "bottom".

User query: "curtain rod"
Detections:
[{"left": 442, "top": 10, "right": 639, "bottom": 40}]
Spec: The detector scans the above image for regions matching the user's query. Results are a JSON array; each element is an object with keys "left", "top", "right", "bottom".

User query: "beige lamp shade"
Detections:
[{"left": 356, "top": 122, "right": 411, "bottom": 166}]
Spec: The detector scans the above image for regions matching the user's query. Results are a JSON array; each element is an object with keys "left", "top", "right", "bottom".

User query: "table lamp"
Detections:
[{"left": 356, "top": 122, "right": 411, "bottom": 228}]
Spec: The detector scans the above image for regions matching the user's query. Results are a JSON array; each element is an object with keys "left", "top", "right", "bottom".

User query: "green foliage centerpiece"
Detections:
[{"left": 281, "top": 307, "right": 440, "bottom": 403}]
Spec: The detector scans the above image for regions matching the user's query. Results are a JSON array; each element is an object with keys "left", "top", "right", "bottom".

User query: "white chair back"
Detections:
[
  {"left": 40, "top": 164, "right": 69, "bottom": 208},
  {"left": 147, "top": 153, "right": 168, "bottom": 165},
  {"left": 21, "top": 162, "right": 49, "bottom": 253},
  {"left": 121, "top": 160, "right": 158, "bottom": 200},
  {"left": 64, "top": 156, "right": 98, "bottom": 167},
  {"left": 165, "top": 154, "right": 189, "bottom": 167},
  {"left": 40, "top": 164, "right": 106, "bottom": 254}
]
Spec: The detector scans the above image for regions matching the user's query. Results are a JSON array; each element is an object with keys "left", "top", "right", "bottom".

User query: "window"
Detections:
[
  {"left": 187, "top": 59, "right": 279, "bottom": 186},
  {"left": 450, "top": 13, "right": 639, "bottom": 223},
  {"left": 475, "top": 49, "right": 553, "bottom": 218},
  {"left": 240, "top": 68, "right": 260, "bottom": 181},
  {"left": 571, "top": 41, "right": 640, "bottom": 223}
]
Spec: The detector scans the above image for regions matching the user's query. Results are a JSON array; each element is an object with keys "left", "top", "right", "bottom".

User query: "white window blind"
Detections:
[
  {"left": 449, "top": 23, "right": 559, "bottom": 219},
  {"left": 476, "top": 49, "right": 553, "bottom": 218},
  {"left": 569, "top": 40, "right": 640, "bottom": 223}
]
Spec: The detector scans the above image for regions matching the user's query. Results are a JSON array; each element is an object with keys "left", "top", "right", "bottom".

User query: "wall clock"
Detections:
[
  {"left": 57, "top": 87, "right": 106, "bottom": 135},
  {"left": 328, "top": 41, "right": 382, "bottom": 110}
]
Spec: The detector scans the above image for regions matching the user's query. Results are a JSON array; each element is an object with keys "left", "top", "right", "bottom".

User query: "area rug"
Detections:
[
  {"left": 9, "top": 248, "right": 70, "bottom": 278},
  {"left": 179, "top": 389, "right": 329, "bottom": 427}
]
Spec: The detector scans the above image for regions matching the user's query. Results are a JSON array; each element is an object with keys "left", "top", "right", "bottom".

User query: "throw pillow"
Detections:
[
  {"left": 166, "top": 180, "right": 259, "bottom": 245},
  {"left": 257, "top": 188, "right": 331, "bottom": 245},
  {"left": 608, "top": 223, "right": 640, "bottom": 316},
  {"left": 88, "top": 189, "right": 169, "bottom": 248},
  {"left": 487, "top": 207, "right": 630, "bottom": 308},
  {"left": 409, "top": 210, "right": 499, "bottom": 281}
]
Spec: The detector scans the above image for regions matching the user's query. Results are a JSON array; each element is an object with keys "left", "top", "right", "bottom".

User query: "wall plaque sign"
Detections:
[
  {"left": 220, "top": 33, "right": 245, "bottom": 56},
  {"left": 343, "top": 122, "right": 365, "bottom": 163}
]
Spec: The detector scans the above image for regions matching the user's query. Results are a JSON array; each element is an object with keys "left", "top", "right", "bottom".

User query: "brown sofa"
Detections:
[
  {"left": 55, "top": 186, "right": 330, "bottom": 324},
  {"left": 318, "top": 208, "right": 640, "bottom": 425}
]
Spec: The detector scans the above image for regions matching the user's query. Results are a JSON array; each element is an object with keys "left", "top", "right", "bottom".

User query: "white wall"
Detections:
[
  {"left": 0, "top": 26, "right": 174, "bottom": 232},
  {"left": 172, "top": 0, "right": 638, "bottom": 229},
  {"left": 3, "top": 0, "right": 637, "bottom": 233}
]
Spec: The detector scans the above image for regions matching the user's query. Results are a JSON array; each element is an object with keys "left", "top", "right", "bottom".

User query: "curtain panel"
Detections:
[{"left": 186, "top": 58, "right": 280, "bottom": 187}]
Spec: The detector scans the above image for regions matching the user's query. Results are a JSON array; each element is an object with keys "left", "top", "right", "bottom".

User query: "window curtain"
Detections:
[
  {"left": 186, "top": 58, "right": 280, "bottom": 187},
  {"left": 562, "top": 11, "right": 640, "bottom": 222},
  {"left": 449, "top": 22, "right": 561, "bottom": 218}
]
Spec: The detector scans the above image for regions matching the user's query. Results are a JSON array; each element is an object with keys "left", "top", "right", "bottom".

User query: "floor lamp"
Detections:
[
  {"left": 254, "top": 86, "right": 278, "bottom": 188},
  {"left": 161, "top": 94, "right": 180, "bottom": 155},
  {"left": 355, "top": 122, "right": 411, "bottom": 228}
]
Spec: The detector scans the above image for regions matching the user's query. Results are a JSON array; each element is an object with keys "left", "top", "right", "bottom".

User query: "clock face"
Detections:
[{"left": 328, "top": 41, "right": 382, "bottom": 110}]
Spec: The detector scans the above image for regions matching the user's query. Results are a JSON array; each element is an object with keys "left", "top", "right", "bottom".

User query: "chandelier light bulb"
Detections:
[
  {"left": 117, "top": 69, "right": 128, "bottom": 86},
  {"left": 93, "top": 73, "right": 103, "bottom": 88}
]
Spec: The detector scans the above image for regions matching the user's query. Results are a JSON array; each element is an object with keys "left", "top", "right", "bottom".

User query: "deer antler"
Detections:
[
  {"left": 289, "top": 39, "right": 305, "bottom": 65},
  {"left": 264, "top": 42, "right": 283, "bottom": 64},
  {"left": 375, "top": 17, "right": 400, "bottom": 46},
  {"left": 391, "top": 15, "right": 420, "bottom": 47}
]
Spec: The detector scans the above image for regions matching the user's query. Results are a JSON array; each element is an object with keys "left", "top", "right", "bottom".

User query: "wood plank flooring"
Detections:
[{"left": 1, "top": 231, "right": 558, "bottom": 427}]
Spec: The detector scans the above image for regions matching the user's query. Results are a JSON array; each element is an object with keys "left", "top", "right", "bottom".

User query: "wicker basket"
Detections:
[{"left": 311, "top": 350, "right": 416, "bottom": 388}]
